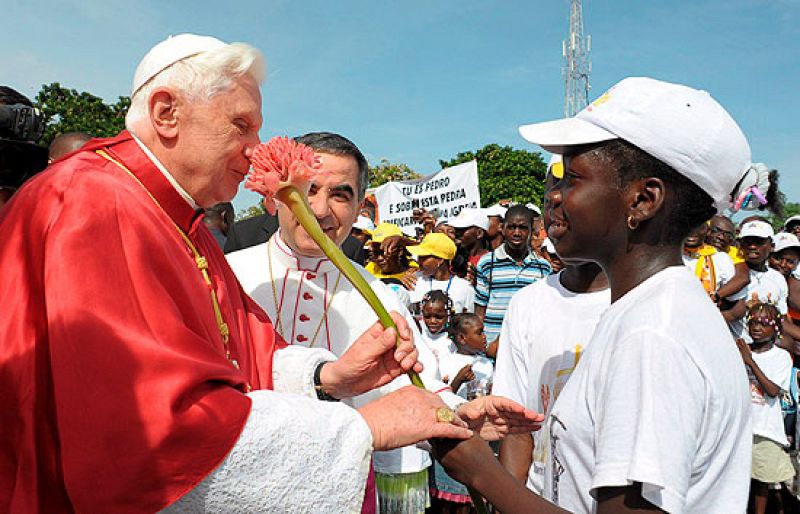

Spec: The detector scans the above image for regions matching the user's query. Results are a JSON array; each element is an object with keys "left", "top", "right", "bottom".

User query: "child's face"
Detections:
[
  {"left": 422, "top": 302, "right": 448, "bottom": 334},
  {"left": 740, "top": 236, "right": 772, "bottom": 267},
  {"left": 768, "top": 249, "right": 800, "bottom": 277},
  {"left": 459, "top": 320, "right": 487, "bottom": 353},
  {"left": 417, "top": 255, "right": 442, "bottom": 277},
  {"left": 748, "top": 315, "right": 777, "bottom": 343}
]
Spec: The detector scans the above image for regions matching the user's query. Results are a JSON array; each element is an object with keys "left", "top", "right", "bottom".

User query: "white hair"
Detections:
[{"left": 125, "top": 43, "right": 265, "bottom": 130}]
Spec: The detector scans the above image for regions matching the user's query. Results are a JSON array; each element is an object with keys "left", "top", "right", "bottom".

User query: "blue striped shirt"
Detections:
[{"left": 475, "top": 245, "right": 552, "bottom": 340}]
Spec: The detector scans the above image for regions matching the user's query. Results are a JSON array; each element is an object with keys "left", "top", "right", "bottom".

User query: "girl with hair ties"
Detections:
[{"left": 432, "top": 77, "right": 769, "bottom": 513}]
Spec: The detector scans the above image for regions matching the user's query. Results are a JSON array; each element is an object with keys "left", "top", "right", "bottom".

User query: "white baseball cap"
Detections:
[
  {"left": 132, "top": 34, "right": 227, "bottom": 96},
  {"left": 525, "top": 203, "right": 542, "bottom": 216},
  {"left": 739, "top": 220, "right": 774, "bottom": 240},
  {"left": 352, "top": 215, "right": 375, "bottom": 232},
  {"left": 783, "top": 215, "right": 800, "bottom": 229},
  {"left": 773, "top": 232, "right": 800, "bottom": 253},
  {"left": 483, "top": 204, "right": 507, "bottom": 219},
  {"left": 449, "top": 208, "right": 489, "bottom": 231},
  {"left": 519, "top": 77, "right": 751, "bottom": 212}
]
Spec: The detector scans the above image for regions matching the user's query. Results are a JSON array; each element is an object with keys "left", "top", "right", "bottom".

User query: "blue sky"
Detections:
[{"left": 3, "top": 0, "right": 798, "bottom": 212}]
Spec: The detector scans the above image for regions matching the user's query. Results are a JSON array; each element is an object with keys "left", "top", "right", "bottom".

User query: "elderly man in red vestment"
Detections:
[{"left": 0, "top": 35, "right": 540, "bottom": 513}]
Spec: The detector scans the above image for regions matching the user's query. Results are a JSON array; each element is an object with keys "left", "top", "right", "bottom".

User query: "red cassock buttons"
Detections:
[
  {"left": 299, "top": 314, "right": 310, "bottom": 322},
  {"left": 303, "top": 292, "right": 313, "bottom": 300},
  {"left": 297, "top": 335, "right": 308, "bottom": 342},
  {"left": 306, "top": 273, "right": 316, "bottom": 279}
]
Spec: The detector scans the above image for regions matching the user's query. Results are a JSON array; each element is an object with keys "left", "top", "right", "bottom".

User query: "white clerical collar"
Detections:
[
  {"left": 130, "top": 132, "right": 199, "bottom": 209},
  {"left": 272, "top": 230, "right": 336, "bottom": 273}
]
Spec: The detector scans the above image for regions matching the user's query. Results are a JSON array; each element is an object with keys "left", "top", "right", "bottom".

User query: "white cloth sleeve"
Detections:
[
  {"left": 590, "top": 331, "right": 705, "bottom": 513},
  {"left": 492, "top": 297, "right": 530, "bottom": 407},
  {"left": 715, "top": 253, "right": 745, "bottom": 301},
  {"left": 271, "top": 345, "right": 337, "bottom": 398},
  {"left": 161, "top": 390, "right": 373, "bottom": 514}
]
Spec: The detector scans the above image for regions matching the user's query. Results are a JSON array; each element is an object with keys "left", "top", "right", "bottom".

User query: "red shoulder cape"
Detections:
[{"left": 0, "top": 132, "right": 286, "bottom": 513}]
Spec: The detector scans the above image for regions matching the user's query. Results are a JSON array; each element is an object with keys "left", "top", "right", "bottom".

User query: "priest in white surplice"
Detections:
[{"left": 228, "top": 132, "right": 521, "bottom": 513}]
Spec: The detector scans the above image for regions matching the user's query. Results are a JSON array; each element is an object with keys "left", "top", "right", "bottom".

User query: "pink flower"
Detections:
[{"left": 246, "top": 136, "right": 320, "bottom": 214}]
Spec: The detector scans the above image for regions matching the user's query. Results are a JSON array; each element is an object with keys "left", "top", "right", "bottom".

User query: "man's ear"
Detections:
[
  {"left": 626, "top": 177, "right": 666, "bottom": 225},
  {"left": 148, "top": 88, "right": 180, "bottom": 139},
  {"left": 353, "top": 198, "right": 366, "bottom": 225}
]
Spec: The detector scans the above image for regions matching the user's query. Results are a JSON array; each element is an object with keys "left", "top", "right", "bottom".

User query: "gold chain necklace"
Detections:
[
  {"left": 268, "top": 238, "right": 342, "bottom": 348},
  {"left": 96, "top": 149, "right": 250, "bottom": 390}
]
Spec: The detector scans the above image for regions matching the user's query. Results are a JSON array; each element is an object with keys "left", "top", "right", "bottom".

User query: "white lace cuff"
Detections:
[
  {"left": 162, "top": 389, "right": 373, "bottom": 513},
  {"left": 272, "top": 345, "right": 336, "bottom": 398}
]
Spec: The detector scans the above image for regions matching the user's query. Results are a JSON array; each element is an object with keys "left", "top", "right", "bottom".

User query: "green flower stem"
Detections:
[{"left": 278, "top": 185, "right": 488, "bottom": 514}]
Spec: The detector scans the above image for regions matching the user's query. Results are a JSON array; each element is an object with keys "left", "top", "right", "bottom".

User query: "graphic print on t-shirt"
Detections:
[
  {"left": 747, "top": 368, "right": 767, "bottom": 406},
  {"left": 532, "top": 344, "right": 583, "bottom": 481}
]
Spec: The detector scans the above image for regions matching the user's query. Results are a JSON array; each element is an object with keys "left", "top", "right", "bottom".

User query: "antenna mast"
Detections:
[{"left": 563, "top": 0, "right": 591, "bottom": 117}]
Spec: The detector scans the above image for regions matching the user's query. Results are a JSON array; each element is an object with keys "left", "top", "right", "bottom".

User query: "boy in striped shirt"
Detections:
[{"left": 475, "top": 204, "right": 552, "bottom": 346}]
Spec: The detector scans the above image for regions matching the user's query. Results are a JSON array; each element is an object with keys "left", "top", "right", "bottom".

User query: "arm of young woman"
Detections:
[
  {"left": 434, "top": 437, "right": 665, "bottom": 514},
  {"left": 498, "top": 432, "right": 533, "bottom": 483}
]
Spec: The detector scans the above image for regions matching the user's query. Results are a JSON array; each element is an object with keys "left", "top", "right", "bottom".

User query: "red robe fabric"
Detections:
[{"left": 0, "top": 132, "right": 287, "bottom": 513}]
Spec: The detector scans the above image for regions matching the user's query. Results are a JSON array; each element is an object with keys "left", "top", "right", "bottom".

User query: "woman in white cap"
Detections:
[{"left": 432, "top": 77, "right": 760, "bottom": 513}]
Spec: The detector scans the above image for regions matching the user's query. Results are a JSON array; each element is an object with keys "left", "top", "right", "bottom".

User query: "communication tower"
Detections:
[{"left": 563, "top": 0, "right": 591, "bottom": 117}]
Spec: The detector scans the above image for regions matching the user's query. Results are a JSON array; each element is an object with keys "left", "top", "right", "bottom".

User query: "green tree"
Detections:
[
  {"left": 767, "top": 201, "right": 799, "bottom": 231},
  {"left": 439, "top": 144, "right": 547, "bottom": 207},
  {"left": 236, "top": 202, "right": 266, "bottom": 221},
  {"left": 34, "top": 83, "right": 130, "bottom": 146},
  {"left": 369, "top": 159, "right": 421, "bottom": 188}
]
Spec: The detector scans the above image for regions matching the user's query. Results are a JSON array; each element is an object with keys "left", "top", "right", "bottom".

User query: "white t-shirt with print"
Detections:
[
  {"left": 410, "top": 274, "right": 475, "bottom": 313},
  {"left": 730, "top": 267, "right": 789, "bottom": 339},
  {"left": 748, "top": 345, "right": 793, "bottom": 446},
  {"left": 542, "top": 266, "right": 751, "bottom": 514},
  {"left": 493, "top": 271, "right": 610, "bottom": 494}
]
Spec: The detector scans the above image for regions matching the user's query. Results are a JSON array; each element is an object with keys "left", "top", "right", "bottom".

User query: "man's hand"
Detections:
[
  {"left": 320, "top": 312, "right": 422, "bottom": 399},
  {"left": 359, "top": 386, "right": 473, "bottom": 451},
  {"left": 456, "top": 395, "right": 544, "bottom": 441}
]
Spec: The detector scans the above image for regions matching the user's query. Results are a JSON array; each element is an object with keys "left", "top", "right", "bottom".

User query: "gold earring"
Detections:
[{"left": 627, "top": 215, "right": 639, "bottom": 231}]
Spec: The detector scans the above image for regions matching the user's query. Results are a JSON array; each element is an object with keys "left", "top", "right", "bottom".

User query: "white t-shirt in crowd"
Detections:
[
  {"left": 417, "top": 325, "right": 454, "bottom": 381},
  {"left": 493, "top": 271, "right": 610, "bottom": 494},
  {"left": 542, "top": 266, "right": 752, "bottom": 514},
  {"left": 439, "top": 352, "right": 494, "bottom": 399},
  {"left": 730, "top": 267, "right": 788, "bottom": 339},
  {"left": 748, "top": 345, "right": 793, "bottom": 446},
  {"left": 410, "top": 274, "right": 475, "bottom": 313},
  {"left": 682, "top": 249, "right": 743, "bottom": 300}
]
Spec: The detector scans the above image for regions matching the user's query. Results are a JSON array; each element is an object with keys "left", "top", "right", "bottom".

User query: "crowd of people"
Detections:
[{"left": 0, "top": 33, "right": 795, "bottom": 514}]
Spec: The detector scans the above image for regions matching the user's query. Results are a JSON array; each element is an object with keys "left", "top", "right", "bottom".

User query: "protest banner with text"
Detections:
[{"left": 373, "top": 160, "right": 480, "bottom": 230}]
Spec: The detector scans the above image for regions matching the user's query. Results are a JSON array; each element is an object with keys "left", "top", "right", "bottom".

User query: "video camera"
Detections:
[
  {"left": 0, "top": 103, "right": 48, "bottom": 190},
  {"left": 0, "top": 103, "right": 46, "bottom": 141}
]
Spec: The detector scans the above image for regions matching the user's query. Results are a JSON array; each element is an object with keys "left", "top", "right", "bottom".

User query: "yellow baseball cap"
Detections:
[
  {"left": 406, "top": 233, "right": 457, "bottom": 260},
  {"left": 371, "top": 222, "right": 403, "bottom": 243}
]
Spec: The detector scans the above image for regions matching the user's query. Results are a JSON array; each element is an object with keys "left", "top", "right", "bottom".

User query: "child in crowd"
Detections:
[
  {"left": 737, "top": 301, "right": 795, "bottom": 514},
  {"left": 429, "top": 313, "right": 493, "bottom": 513},
  {"left": 418, "top": 290, "right": 456, "bottom": 378},
  {"left": 440, "top": 313, "right": 494, "bottom": 398},
  {"left": 724, "top": 220, "right": 789, "bottom": 339},
  {"left": 407, "top": 233, "right": 475, "bottom": 314}
]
